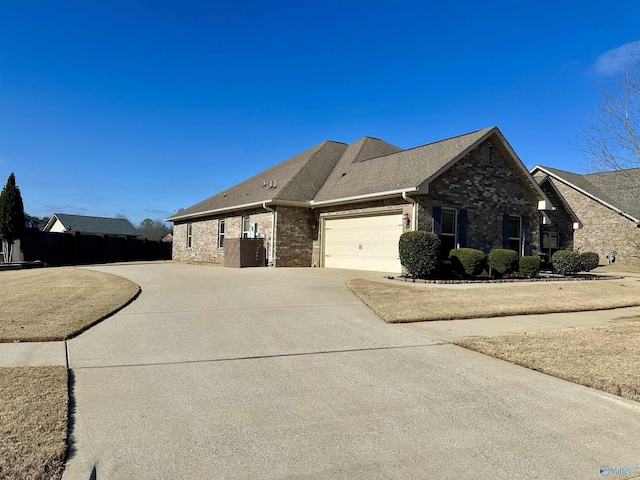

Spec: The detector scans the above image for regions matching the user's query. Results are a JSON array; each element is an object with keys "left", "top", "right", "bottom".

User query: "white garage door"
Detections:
[{"left": 323, "top": 213, "right": 404, "bottom": 273}]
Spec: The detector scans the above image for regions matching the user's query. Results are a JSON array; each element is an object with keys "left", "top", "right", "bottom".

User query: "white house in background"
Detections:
[{"left": 44, "top": 213, "right": 139, "bottom": 237}]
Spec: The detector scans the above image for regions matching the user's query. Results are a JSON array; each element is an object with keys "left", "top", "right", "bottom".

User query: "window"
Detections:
[
  {"left": 242, "top": 216, "right": 251, "bottom": 239},
  {"left": 508, "top": 215, "right": 521, "bottom": 254},
  {"left": 543, "top": 231, "right": 559, "bottom": 250},
  {"left": 218, "top": 220, "right": 225, "bottom": 248},
  {"left": 186, "top": 223, "right": 193, "bottom": 248},
  {"left": 440, "top": 208, "right": 457, "bottom": 257}
]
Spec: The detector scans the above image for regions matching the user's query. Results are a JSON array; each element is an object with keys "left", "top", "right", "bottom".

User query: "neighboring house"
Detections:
[
  {"left": 161, "top": 233, "right": 173, "bottom": 243},
  {"left": 43, "top": 213, "right": 140, "bottom": 237},
  {"left": 167, "top": 127, "right": 557, "bottom": 273},
  {"left": 531, "top": 166, "right": 640, "bottom": 265},
  {"left": 25, "top": 215, "right": 47, "bottom": 230}
]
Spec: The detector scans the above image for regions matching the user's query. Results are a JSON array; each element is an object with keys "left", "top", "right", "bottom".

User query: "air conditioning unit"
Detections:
[{"left": 249, "top": 223, "right": 258, "bottom": 238}]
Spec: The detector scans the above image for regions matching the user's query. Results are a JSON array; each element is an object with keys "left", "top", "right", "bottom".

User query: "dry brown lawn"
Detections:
[
  {"left": 593, "top": 263, "right": 640, "bottom": 277},
  {"left": 347, "top": 277, "right": 640, "bottom": 323},
  {"left": 0, "top": 267, "right": 140, "bottom": 342},
  {"left": 455, "top": 322, "right": 640, "bottom": 402},
  {"left": 0, "top": 367, "right": 68, "bottom": 480},
  {"left": 0, "top": 267, "right": 140, "bottom": 479}
]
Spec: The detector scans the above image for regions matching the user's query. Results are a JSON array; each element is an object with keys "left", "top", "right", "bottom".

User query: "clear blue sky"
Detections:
[{"left": 2, "top": 1, "right": 639, "bottom": 225}]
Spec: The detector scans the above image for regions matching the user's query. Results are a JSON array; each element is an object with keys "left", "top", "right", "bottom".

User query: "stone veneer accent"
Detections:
[{"left": 552, "top": 179, "right": 640, "bottom": 265}]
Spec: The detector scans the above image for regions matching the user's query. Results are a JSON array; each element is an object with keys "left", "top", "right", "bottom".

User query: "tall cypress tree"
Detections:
[{"left": 0, "top": 173, "right": 25, "bottom": 262}]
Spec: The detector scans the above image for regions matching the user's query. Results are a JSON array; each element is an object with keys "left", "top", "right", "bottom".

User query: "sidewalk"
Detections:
[
  {"left": 3, "top": 305, "right": 640, "bottom": 368},
  {"left": 0, "top": 341, "right": 67, "bottom": 367}
]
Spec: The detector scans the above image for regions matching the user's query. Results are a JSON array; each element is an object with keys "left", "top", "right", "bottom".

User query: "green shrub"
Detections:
[
  {"left": 552, "top": 250, "right": 581, "bottom": 275},
  {"left": 449, "top": 248, "right": 486, "bottom": 277},
  {"left": 519, "top": 256, "right": 541, "bottom": 278},
  {"left": 398, "top": 231, "right": 440, "bottom": 278},
  {"left": 488, "top": 249, "right": 519, "bottom": 277},
  {"left": 579, "top": 251, "right": 600, "bottom": 272}
]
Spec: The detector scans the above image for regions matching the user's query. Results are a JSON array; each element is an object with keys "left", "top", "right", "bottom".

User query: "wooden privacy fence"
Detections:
[{"left": 19, "top": 229, "right": 171, "bottom": 266}]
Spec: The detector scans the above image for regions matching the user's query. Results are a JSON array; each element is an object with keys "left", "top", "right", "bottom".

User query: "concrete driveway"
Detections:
[{"left": 63, "top": 263, "right": 640, "bottom": 480}]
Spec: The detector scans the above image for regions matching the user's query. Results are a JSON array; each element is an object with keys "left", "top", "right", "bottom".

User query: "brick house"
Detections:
[
  {"left": 531, "top": 166, "right": 640, "bottom": 265},
  {"left": 167, "top": 127, "right": 556, "bottom": 273}
]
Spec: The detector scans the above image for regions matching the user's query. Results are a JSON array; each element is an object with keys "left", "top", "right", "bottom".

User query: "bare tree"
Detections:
[
  {"left": 138, "top": 218, "right": 171, "bottom": 241},
  {"left": 579, "top": 52, "right": 640, "bottom": 178}
]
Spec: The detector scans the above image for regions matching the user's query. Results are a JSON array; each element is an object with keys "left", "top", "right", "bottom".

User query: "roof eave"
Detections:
[
  {"left": 532, "top": 165, "right": 640, "bottom": 224},
  {"left": 310, "top": 187, "right": 419, "bottom": 207},
  {"left": 165, "top": 199, "right": 310, "bottom": 222}
]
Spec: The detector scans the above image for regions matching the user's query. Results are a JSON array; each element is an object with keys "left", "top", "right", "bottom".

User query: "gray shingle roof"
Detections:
[
  {"left": 49, "top": 214, "right": 139, "bottom": 236},
  {"left": 167, "top": 140, "right": 347, "bottom": 220},
  {"left": 169, "top": 126, "right": 545, "bottom": 221},
  {"left": 313, "top": 128, "right": 493, "bottom": 202},
  {"left": 534, "top": 166, "right": 640, "bottom": 221},
  {"left": 585, "top": 169, "right": 640, "bottom": 220}
]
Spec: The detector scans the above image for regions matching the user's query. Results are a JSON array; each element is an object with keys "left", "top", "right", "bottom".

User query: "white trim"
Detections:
[
  {"left": 533, "top": 172, "right": 583, "bottom": 229},
  {"left": 532, "top": 165, "right": 640, "bottom": 225},
  {"left": 166, "top": 199, "right": 310, "bottom": 222},
  {"left": 402, "top": 191, "right": 418, "bottom": 230},
  {"left": 310, "top": 188, "right": 419, "bottom": 207}
]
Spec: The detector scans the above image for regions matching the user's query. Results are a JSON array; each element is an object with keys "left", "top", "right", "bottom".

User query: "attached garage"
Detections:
[{"left": 322, "top": 213, "right": 404, "bottom": 273}]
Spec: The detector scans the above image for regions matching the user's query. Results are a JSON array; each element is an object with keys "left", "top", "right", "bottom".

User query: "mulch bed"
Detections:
[{"left": 388, "top": 273, "right": 626, "bottom": 284}]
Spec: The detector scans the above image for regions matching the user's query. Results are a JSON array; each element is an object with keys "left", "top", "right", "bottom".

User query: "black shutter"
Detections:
[
  {"left": 458, "top": 209, "right": 467, "bottom": 248},
  {"left": 433, "top": 206, "right": 442, "bottom": 235},
  {"left": 502, "top": 213, "right": 510, "bottom": 249}
]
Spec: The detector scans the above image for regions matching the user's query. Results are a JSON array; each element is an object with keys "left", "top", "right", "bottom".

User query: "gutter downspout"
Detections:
[
  {"left": 263, "top": 203, "right": 275, "bottom": 266},
  {"left": 402, "top": 191, "right": 418, "bottom": 231}
]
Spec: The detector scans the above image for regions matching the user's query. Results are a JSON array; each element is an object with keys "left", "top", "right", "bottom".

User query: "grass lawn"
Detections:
[
  {"left": 0, "top": 367, "right": 68, "bottom": 480},
  {"left": 0, "top": 267, "right": 139, "bottom": 342},
  {"left": 347, "top": 277, "right": 640, "bottom": 323},
  {"left": 455, "top": 322, "right": 640, "bottom": 402},
  {"left": 0, "top": 266, "right": 140, "bottom": 480}
]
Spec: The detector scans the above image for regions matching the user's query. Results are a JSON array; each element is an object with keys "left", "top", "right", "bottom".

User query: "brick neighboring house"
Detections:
[
  {"left": 531, "top": 166, "right": 640, "bottom": 265},
  {"left": 167, "top": 127, "right": 557, "bottom": 273}
]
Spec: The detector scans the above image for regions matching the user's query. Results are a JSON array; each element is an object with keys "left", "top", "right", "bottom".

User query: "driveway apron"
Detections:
[{"left": 63, "top": 263, "right": 640, "bottom": 480}]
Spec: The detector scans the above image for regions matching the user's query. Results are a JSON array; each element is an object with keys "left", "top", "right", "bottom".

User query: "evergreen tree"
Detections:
[{"left": 0, "top": 173, "right": 25, "bottom": 262}]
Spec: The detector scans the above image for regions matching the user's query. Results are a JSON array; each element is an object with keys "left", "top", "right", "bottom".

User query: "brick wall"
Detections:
[
  {"left": 552, "top": 180, "right": 640, "bottom": 265},
  {"left": 274, "top": 206, "right": 315, "bottom": 267},
  {"left": 415, "top": 140, "right": 542, "bottom": 254},
  {"left": 172, "top": 209, "right": 273, "bottom": 264},
  {"left": 538, "top": 180, "right": 575, "bottom": 253},
  {"left": 172, "top": 139, "right": 555, "bottom": 266}
]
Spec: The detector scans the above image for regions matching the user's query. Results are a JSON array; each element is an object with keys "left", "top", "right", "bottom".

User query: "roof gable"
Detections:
[
  {"left": 46, "top": 213, "right": 139, "bottom": 236},
  {"left": 313, "top": 128, "right": 494, "bottom": 202},
  {"left": 531, "top": 166, "right": 640, "bottom": 223},
  {"left": 169, "top": 127, "right": 552, "bottom": 221}
]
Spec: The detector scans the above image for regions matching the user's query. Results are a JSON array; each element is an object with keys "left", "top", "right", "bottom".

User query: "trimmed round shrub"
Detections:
[
  {"left": 488, "top": 249, "right": 519, "bottom": 277},
  {"left": 519, "top": 256, "right": 541, "bottom": 278},
  {"left": 449, "top": 248, "right": 486, "bottom": 277},
  {"left": 399, "top": 231, "right": 440, "bottom": 278},
  {"left": 551, "top": 250, "right": 581, "bottom": 275},
  {"left": 579, "top": 251, "right": 600, "bottom": 272}
]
